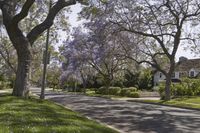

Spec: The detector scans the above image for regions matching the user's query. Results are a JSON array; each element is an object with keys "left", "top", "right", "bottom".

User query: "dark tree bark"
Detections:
[
  {"left": 0, "top": 0, "right": 83, "bottom": 97},
  {"left": 13, "top": 41, "right": 32, "bottom": 97}
]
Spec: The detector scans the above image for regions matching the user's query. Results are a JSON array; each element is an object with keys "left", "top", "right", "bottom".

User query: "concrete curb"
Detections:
[
  {"left": 47, "top": 91, "right": 200, "bottom": 112},
  {"left": 127, "top": 100, "right": 200, "bottom": 111},
  {"left": 82, "top": 93, "right": 200, "bottom": 112}
]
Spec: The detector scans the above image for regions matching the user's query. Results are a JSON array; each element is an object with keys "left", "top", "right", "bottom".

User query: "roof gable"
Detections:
[{"left": 176, "top": 58, "right": 200, "bottom": 71}]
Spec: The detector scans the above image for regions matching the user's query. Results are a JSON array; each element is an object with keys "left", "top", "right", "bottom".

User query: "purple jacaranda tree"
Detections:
[
  {"left": 62, "top": 22, "right": 125, "bottom": 90},
  {"left": 61, "top": 28, "right": 91, "bottom": 91}
]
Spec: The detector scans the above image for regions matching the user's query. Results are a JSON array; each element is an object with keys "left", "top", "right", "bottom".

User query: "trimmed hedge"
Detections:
[
  {"left": 95, "top": 86, "right": 140, "bottom": 98},
  {"left": 96, "top": 86, "right": 108, "bottom": 95},
  {"left": 108, "top": 87, "right": 121, "bottom": 95},
  {"left": 128, "top": 92, "right": 140, "bottom": 98},
  {"left": 120, "top": 87, "right": 137, "bottom": 96}
]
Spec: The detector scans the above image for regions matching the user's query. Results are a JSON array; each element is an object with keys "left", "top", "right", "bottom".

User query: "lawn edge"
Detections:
[
  {"left": 127, "top": 100, "right": 200, "bottom": 111},
  {"left": 31, "top": 90, "right": 121, "bottom": 133},
  {"left": 48, "top": 99, "right": 121, "bottom": 133},
  {"left": 49, "top": 90, "right": 200, "bottom": 111}
]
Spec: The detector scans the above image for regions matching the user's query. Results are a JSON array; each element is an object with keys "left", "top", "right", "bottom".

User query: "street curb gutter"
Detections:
[
  {"left": 83, "top": 93, "right": 200, "bottom": 112},
  {"left": 127, "top": 100, "right": 200, "bottom": 111}
]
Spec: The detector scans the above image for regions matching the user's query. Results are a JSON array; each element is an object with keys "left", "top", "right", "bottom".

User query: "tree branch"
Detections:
[
  {"left": 12, "top": 0, "right": 35, "bottom": 25},
  {"left": 27, "top": 0, "right": 78, "bottom": 45},
  {"left": 111, "top": 20, "right": 171, "bottom": 58}
]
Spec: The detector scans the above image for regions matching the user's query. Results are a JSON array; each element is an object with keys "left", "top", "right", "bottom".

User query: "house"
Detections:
[{"left": 153, "top": 57, "right": 200, "bottom": 85}]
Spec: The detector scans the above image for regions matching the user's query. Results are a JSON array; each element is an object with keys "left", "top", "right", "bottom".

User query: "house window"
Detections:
[
  {"left": 171, "top": 72, "right": 175, "bottom": 78},
  {"left": 160, "top": 73, "right": 162, "bottom": 78},
  {"left": 190, "top": 71, "right": 195, "bottom": 77}
]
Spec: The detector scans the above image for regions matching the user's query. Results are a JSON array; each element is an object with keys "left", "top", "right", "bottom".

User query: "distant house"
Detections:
[{"left": 153, "top": 57, "right": 200, "bottom": 85}]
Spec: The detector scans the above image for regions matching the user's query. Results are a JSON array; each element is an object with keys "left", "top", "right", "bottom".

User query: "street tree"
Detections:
[
  {"left": 92, "top": 0, "right": 200, "bottom": 100},
  {"left": 63, "top": 23, "right": 125, "bottom": 89},
  {"left": 0, "top": 0, "right": 85, "bottom": 97}
]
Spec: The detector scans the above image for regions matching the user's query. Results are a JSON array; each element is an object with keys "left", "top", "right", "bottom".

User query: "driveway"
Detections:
[{"left": 31, "top": 88, "right": 200, "bottom": 133}]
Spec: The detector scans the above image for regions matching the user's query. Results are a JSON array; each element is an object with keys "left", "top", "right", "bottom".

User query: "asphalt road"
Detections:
[{"left": 31, "top": 88, "right": 200, "bottom": 133}]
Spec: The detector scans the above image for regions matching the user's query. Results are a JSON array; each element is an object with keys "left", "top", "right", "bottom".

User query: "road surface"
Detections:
[{"left": 31, "top": 88, "right": 200, "bottom": 133}]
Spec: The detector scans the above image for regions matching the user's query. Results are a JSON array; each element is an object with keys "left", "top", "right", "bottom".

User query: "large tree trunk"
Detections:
[
  {"left": 164, "top": 60, "right": 176, "bottom": 101},
  {"left": 12, "top": 41, "right": 32, "bottom": 98},
  {"left": 1, "top": 0, "right": 79, "bottom": 98},
  {"left": 165, "top": 75, "right": 171, "bottom": 101}
]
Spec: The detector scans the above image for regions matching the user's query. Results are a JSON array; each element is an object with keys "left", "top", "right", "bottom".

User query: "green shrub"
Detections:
[
  {"left": 172, "top": 83, "right": 185, "bottom": 96},
  {"left": 128, "top": 87, "right": 137, "bottom": 92},
  {"left": 121, "top": 87, "right": 137, "bottom": 96},
  {"left": 159, "top": 78, "right": 200, "bottom": 98},
  {"left": 89, "top": 88, "right": 96, "bottom": 91},
  {"left": 128, "top": 92, "right": 140, "bottom": 98},
  {"left": 96, "top": 86, "right": 108, "bottom": 95},
  {"left": 121, "top": 88, "right": 129, "bottom": 96},
  {"left": 137, "top": 69, "right": 153, "bottom": 90},
  {"left": 85, "top": 89, "right": 91, "bottom": 92},
  {"left": 0, "top": 81, "right": 11, "bottom": 90},
  {"left": 108, "top": 87, "right": 121, "bottom": 95},
  {"left": 158, "top": 84, "right": 167, "bottom": 99}
]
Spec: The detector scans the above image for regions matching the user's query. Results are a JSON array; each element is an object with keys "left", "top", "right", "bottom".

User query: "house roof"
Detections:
[{"left": 176, "top": 58, "right": 200, "bottom": 71}]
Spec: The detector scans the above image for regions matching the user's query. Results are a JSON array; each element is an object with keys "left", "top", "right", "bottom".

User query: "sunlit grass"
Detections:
[{"left": 0, "top": 94, "right": 118, "bottom": 133}]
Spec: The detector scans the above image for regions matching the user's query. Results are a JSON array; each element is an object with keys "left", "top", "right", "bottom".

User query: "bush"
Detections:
[
  {"left": 96, "top": 87, "right": 121, "bottom": 95},
  {"left": 0, "top": 81, "right": 11, "bottom": 90},
  {"left": 172, "top": 83, "right": 185, "bottom": 96},
  {"left": 96, "top": 86, "right": 108, "bottom": 95},
  {"left": 120, "top": 88, "right": 129, "bottom": 96},
  {"left": 159, "top": 78, "right": 200, "bottom": 98},
  {"left": 137, "top": 69, "right": 153, "bottom": 90},
  {"left": 128, "top": 87, "right": 137, "bottom": 92},
  {"left": 158, "top": 84, "right": 171, "bottom": 99},
  {"left": 128, "top": 92, "right": 140, "bottom": 98},
  {"left": 123, "top": 70, "right": 139, "bottom": 87},
  {"left": 108, "top": 87, "right": 121, "bottom": 95},
  {"left": 85, "top": 89, "right": 91, "bottom": 92},
  {"left": 120, "top": 87, "right": 137, "bottom": 96},
  {"left": 88, "top": 88, "right": 96, "bottom": 91}
]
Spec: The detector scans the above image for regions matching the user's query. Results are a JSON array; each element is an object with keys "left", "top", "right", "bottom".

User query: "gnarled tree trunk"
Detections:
[
  {"left": 12, "top": 41, "right": 32, "bottom": 97},
  {"left": 0, "top": 0, "right": 82, "bottom": 98}
]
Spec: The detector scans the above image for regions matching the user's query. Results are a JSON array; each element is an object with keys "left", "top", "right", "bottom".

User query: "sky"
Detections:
[
  {"left": 68, "top": 4, "right": 84, "bottom": 28},
  {"left": 67, "top": 4, "right": 199, "bottom": 61}
]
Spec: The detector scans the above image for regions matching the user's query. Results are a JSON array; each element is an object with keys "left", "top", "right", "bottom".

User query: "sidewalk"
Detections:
[
  {"left": 0, "top": 89, "right": 12, "bottom": 94},
  {"left": 112, "top": 97, "right": 160, "bottom": 101}
]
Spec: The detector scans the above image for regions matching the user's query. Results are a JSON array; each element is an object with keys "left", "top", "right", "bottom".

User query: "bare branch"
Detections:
[
  {"left": 111, "top": 20, "right": 171, "bottom": 58},
  {"left": 12, "top": 0, "right": 35, "bottom": 25},
  {"left": 27, "top": 0, "right": 77, "bottom": 45}
]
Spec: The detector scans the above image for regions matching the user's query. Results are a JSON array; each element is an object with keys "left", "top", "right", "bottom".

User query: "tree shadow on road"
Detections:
[{"left": 49, "top": 94, "right": 200, "bottom": 133}]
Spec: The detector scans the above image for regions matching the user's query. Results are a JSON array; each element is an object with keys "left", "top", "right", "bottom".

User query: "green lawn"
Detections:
[
  {"left": 0, "top": 94, "right": 118, "bottom": 133},
  {"left": 133, "top": 96, "right": 200, "bottom": 110}
]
